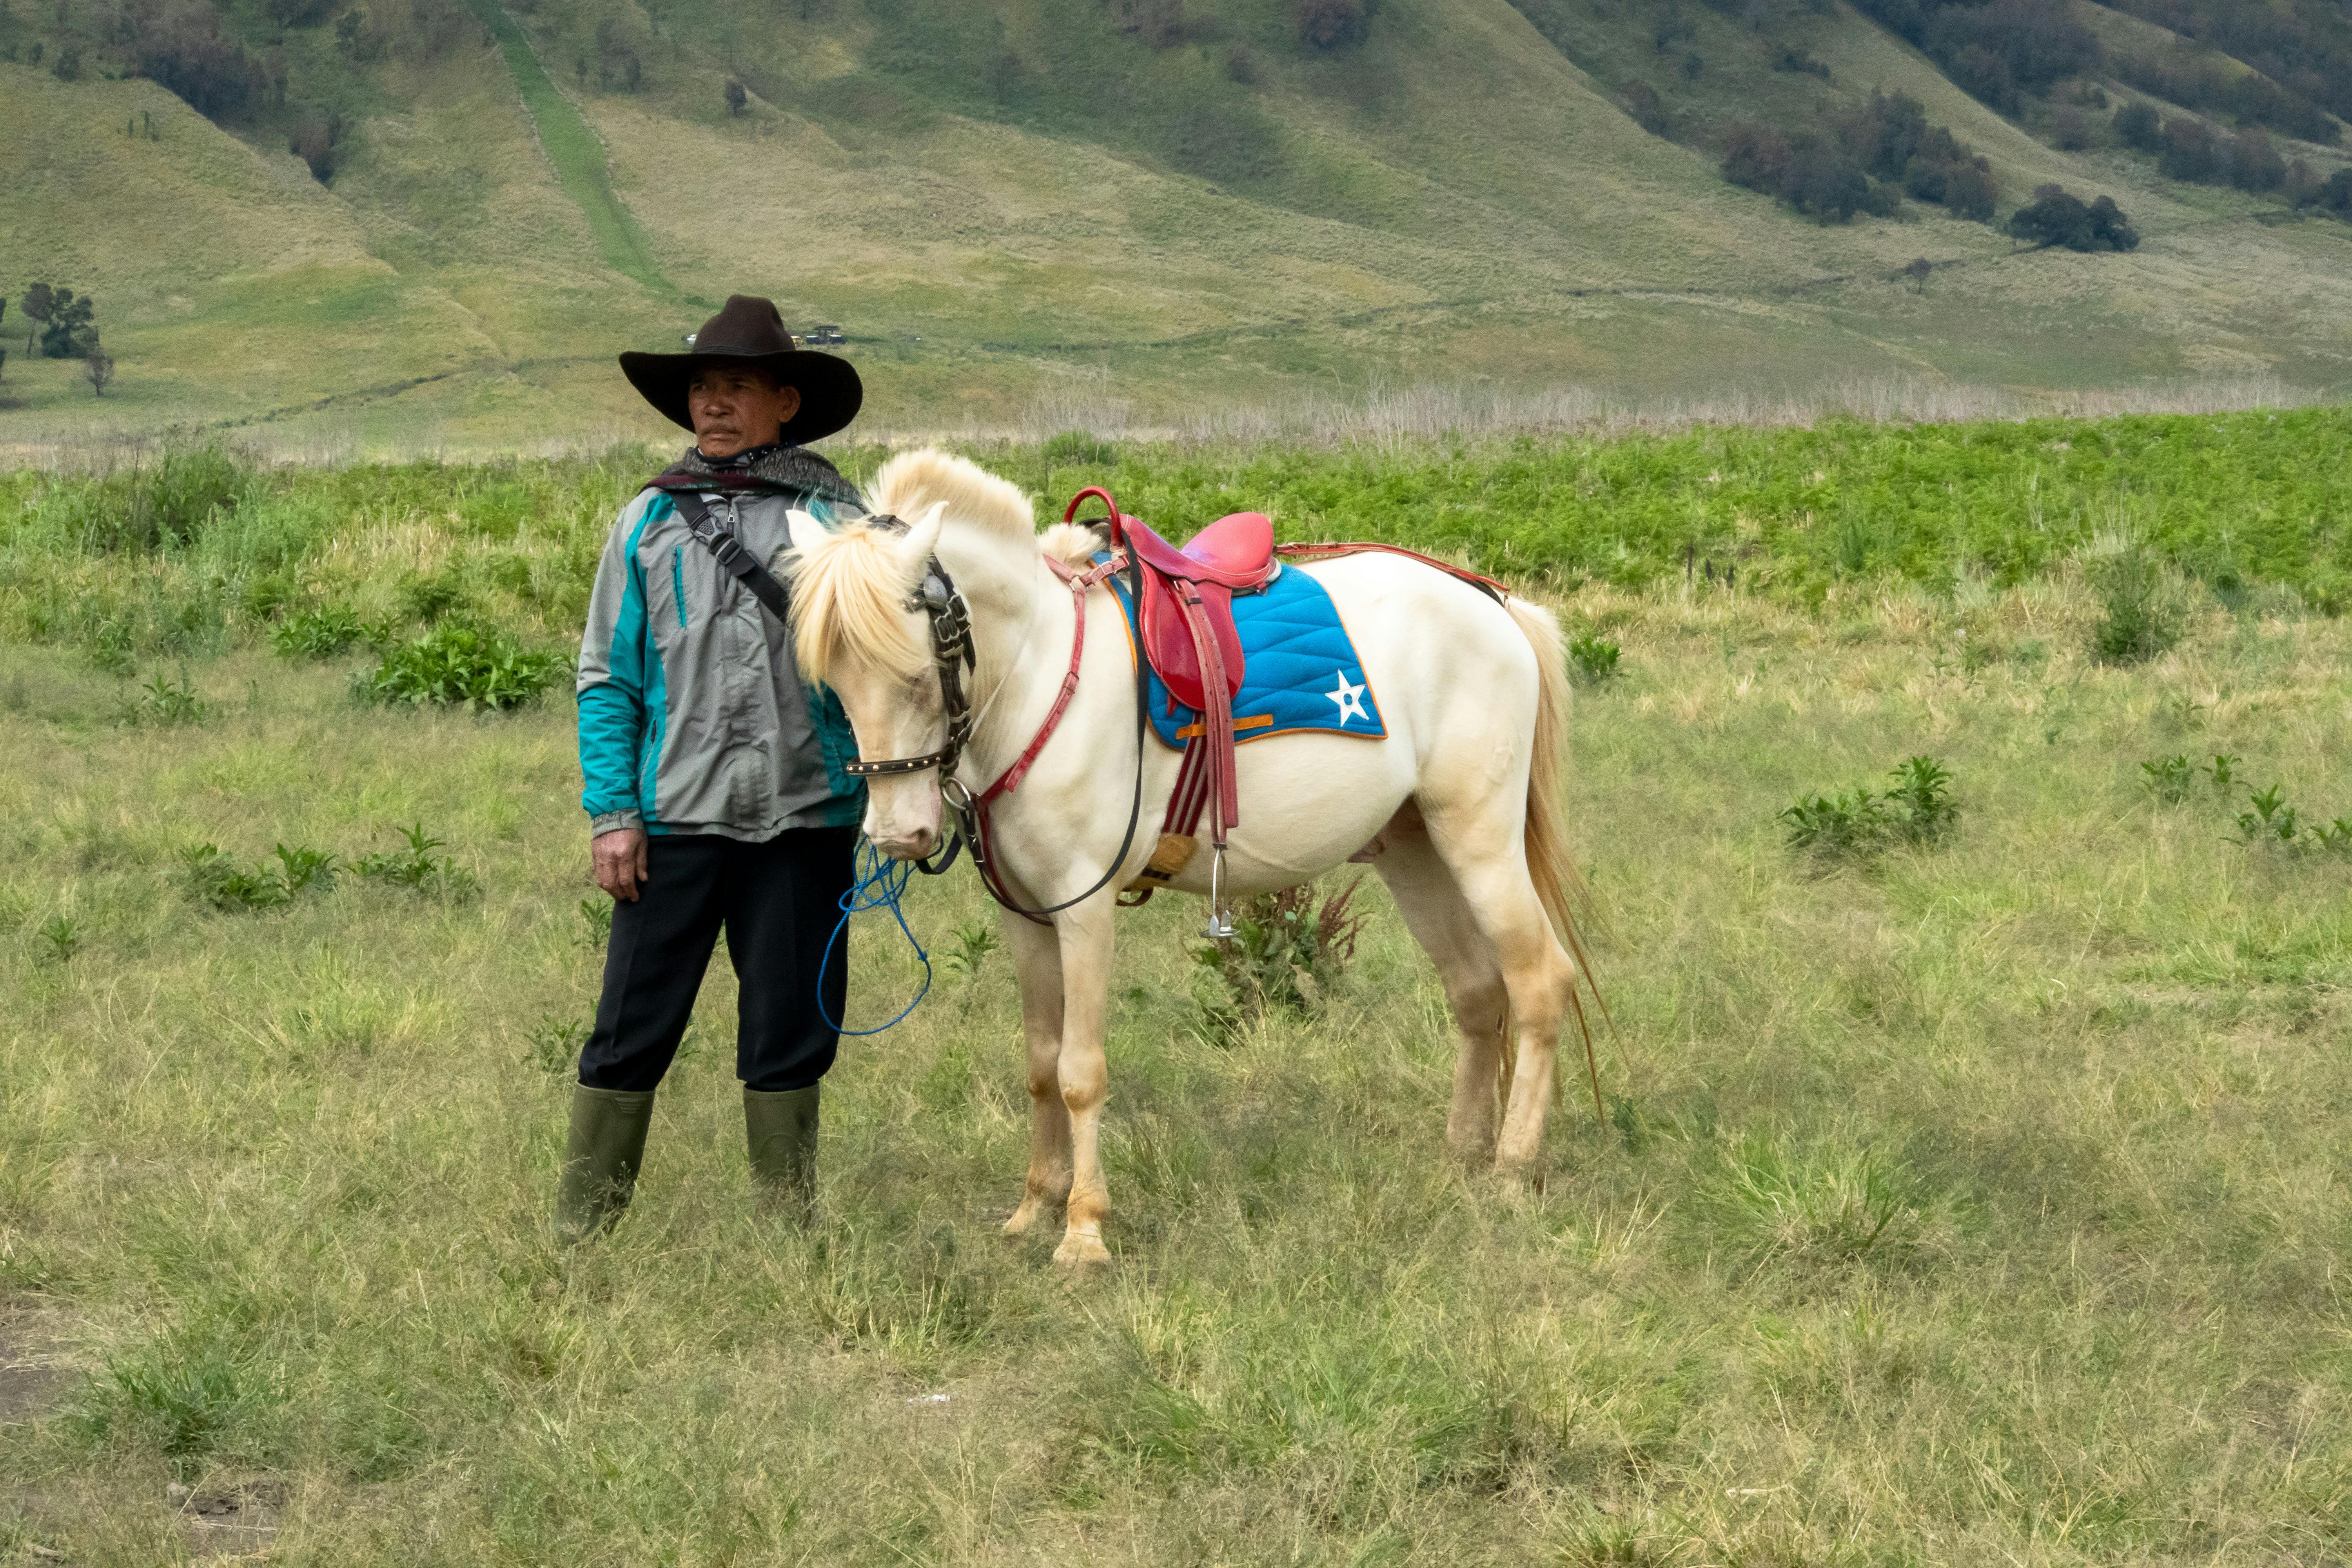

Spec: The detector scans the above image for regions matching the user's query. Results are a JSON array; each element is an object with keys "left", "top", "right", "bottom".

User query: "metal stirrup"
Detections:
[{"left": 1201, "top": 845, "right": 1236, "bottom": 940}]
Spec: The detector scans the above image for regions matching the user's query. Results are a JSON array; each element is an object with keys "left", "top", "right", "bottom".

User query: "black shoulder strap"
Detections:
[{"left": 668, "top": 490, "right": 792, "bottom": 624}]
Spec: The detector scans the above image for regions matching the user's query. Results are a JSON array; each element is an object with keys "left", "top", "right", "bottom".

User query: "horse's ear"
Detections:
[
  {"left": 896, "top": 502, "right": 947, "bottom": 570},
  {"left": 785, "top": 506, "right": 831, "bottom": 560}
]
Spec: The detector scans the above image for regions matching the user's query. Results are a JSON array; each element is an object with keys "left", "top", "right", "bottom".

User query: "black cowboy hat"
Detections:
[{"left": 619, "top": 294, "right": 864, "bottom": 445}]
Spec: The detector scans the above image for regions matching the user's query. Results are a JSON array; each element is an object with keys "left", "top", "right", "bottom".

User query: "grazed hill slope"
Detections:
[{"left": 2, "top": 0, "right": 2349, "bottom": 445}]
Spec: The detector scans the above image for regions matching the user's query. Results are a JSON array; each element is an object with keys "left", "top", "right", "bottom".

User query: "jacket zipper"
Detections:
[{"left": 671, "top": 546, "right": 687, "bottom": 628}]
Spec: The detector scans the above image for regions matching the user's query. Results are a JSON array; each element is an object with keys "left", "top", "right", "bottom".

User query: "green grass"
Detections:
[
  {"left": 465, "top": 0, "right": 682, "bottom": 302},
  {"left": 5, "top": 409, "right": 2343, "bottom": 684},
  {"left": 1, "top": 425, "right": 2351, "bottom": 1557},
  {"left": 3, "top": 523, "right": 2350, "bottom": 1558}
]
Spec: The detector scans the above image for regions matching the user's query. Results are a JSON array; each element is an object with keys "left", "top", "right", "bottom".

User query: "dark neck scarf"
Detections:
[{"left": 646, "top": 443, "right": 863, "bottom": 508}]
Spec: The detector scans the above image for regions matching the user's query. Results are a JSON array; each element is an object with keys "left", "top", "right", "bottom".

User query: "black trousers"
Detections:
[{"left": 579, "top": 826, "right": 858, "bottom": 1094}]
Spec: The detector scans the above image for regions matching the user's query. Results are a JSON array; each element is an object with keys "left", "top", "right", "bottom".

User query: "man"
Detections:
[{"left": 560, "top": 295, "right": 870, "bottom": 1238}]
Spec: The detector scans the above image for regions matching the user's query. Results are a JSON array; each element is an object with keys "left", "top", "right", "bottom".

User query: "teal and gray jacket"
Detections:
[{"left": 577, "top": 472, "right": 866, "bottom": 839}]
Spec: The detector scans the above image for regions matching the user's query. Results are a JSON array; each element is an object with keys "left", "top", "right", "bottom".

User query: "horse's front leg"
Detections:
[
  {"left": 1001, "top": 913, "right": 1069, "bottom": 1236},
  {"left": 1052, "top": 901, "right": 1117, "bottom": 1267}
]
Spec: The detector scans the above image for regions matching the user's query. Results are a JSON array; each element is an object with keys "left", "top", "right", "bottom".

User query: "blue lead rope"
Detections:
[{"left": 817, "top": 835, "right": 933, "bottom": 1036}]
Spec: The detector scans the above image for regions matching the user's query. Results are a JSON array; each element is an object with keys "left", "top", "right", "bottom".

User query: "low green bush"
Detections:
[
  {"left": 355, "top": 624, "right": 568, "bottom": 711},
  {"left": 1566, "top": 633, "right": 1622, "bottom": 684},
  {"left": 120, "top": 667, "right": 206, "bottom": 727},
  {"left": 1782, "top": 756, "right": 1956, "bottom": 859},
  {"left": 353, "top": 823, "right": 478, "bottom": 898},
  {"left": 181, "top": 843, "right": 338, "bottom": 912},
  {"left": 2141, "top": 753, "right": 2194, "bottom": 803},
  {"left": 1192, "top": 875, "right": 1370, "bottom": 1035},
  {"left": 2087, "top": 541, "right": 2188, "bottom": 664},
  {"left": 271, "top": 605, "right": 381, "bottom": 660}
]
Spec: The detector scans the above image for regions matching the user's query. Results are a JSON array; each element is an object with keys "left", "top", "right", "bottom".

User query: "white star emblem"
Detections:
[{"left": 1325, "top": 670, "right": 1368, "bottom": 725}]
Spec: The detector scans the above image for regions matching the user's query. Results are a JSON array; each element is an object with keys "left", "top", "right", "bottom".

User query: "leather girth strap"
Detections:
[{"left": 666, "top": 490, "right": 793, "bottom": 624}]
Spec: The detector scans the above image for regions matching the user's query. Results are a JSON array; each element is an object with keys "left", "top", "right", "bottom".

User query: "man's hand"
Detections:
[{"left": 593, "top": 827, "right": 650, "bottom": 902}]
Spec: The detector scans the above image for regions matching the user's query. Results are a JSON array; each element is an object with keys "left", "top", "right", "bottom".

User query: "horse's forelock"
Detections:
[{"left": 791, "top": 523, "right": 927, "bottom": 685}]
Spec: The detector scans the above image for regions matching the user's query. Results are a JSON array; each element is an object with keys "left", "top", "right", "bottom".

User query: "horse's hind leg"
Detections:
[
  {"left": 1001, "top": 914, "right": 1071, "bottom": 1236},
  {"left": 1373, "top": 805, "right": 1510, "bottom": 1162},
  {"left": 1423, "top": 810, "right": 1577, "bottom": 1178}
]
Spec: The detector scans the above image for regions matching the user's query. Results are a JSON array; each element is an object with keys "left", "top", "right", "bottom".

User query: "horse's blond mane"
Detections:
[
  {"left": 872, "top": 448, "right": 1032, "bottom": 537},
  {"left": 793, "top": 448, "right": 1070, "bottom": 684}
]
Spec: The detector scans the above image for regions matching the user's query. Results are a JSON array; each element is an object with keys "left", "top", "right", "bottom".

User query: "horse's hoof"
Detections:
[
  {"left": 1493, "top": 1158, "right": 1545, "bottom": 1194},
  {"left": 1002, "top": 1201, "right": 1043, "bottom": 1236},
  {"left": 1053, "top": 1232, "right": 1111, "bottom": 1268},
  {"left": 1445, "top": 1136, "right": 1499, "bottom": 1169}
]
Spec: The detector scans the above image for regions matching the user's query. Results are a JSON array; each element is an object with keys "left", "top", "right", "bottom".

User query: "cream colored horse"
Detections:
[{"left": 788, "top": 450, "right": 1590, "bottom": 1267}]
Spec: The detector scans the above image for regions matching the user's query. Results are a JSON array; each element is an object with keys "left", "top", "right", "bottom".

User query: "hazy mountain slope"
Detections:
[{"left": 3, "top": 0, "right": 2351, "bottom": 443}]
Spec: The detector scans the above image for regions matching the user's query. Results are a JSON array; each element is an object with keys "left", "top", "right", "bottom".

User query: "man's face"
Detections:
[{"left": 687, "top": 365, "right": 802, "bottom": 458}]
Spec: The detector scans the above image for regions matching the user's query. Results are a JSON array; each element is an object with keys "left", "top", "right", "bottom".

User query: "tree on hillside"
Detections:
[
  {"left": 724, "top": 78, "right": 747, "bottom": 115},
  {"left": 1906, "top": 257, "right": 1933, "bottom": 294},
  {"left": 21, "top": 283, "right": 52, "bottom": 358},
  {"left": 84, "top": 346, "right": 114, "bottom": 398},
  {"left": 2008, "top": 186, "right": 2139, "bottom": 252},
  {"left": 39, "top": 292, "right": 99, "bottom": 358}
]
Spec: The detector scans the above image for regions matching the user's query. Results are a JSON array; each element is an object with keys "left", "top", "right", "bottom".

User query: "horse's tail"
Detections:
[{"left": 1505, "top": 594, "right": 1608, "bottom": 1121}]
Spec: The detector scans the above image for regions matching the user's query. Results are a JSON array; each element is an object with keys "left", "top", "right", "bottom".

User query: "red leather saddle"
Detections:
[
  {"left": 1122, "top": 512, "right": 1275, "bottom": 713},
  {"left": 1066, "top": 490, "right": 1276, "bottom": 851}
]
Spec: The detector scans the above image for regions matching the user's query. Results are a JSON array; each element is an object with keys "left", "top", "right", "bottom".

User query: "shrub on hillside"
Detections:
[
  {"left": 2008, "top": 186, "right": 2138, "bottom": 252},
  {"left": 1853, "top": 0, "right": 2099, "bottom": 113},
  {"left": 1722, "top": 123, "right": 1795, "bottom": 196},
  {"left": 127, "top": 4, "right": 267, "bottom": 123},
  {"left": 290, "top": 112, "right": 345, "bottom": 183},
  {"left": 1623, "top": 80, "right": 1670, "bottom": 137},
  {"left": 2159, "top": 117, "right": 2220, "bottom": 183},
  {"left": 1726, "top": 94, "right": 1993, "bottom": 226},
  {"left": 2304, "top": 167, "right": 2352, "bottom": 221},
  {"left": 2227, "top": 129, "right": 2286, "bottom": 194},
  {"left": 1725, "top": 123, "right": 1891, "bottom": 222},
  {"left": 1295, "top": 0, "right": 1370, "bottom": 50},
  {"left": 2111, "top": 49, "right": 2339, "bottom": 146},
  {"left": 2113, "top": 101, "right": 2161, "bottom": 152}
]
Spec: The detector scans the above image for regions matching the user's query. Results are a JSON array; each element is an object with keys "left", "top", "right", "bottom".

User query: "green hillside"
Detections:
[{"left": 3, "top": 0, "right": 2352, "bottom": 448}]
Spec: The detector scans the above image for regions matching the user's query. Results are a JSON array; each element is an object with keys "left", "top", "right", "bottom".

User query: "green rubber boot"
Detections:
[
  {"left": 556, "top": 1085, "right": 656, "bottom": 1241},
  {"left": 744, "top": 1085, "right": 820, "bottom": 1224}
]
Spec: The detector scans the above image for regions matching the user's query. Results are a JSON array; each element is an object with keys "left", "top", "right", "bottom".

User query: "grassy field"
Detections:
[{"left": 2, "top": 417, "right": 2351, "bottom": 1562}]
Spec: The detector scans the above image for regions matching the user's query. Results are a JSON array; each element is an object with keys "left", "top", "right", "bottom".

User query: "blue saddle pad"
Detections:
[{"left": 1105, "top": 558, "right": 1387, "bottom": 750}]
